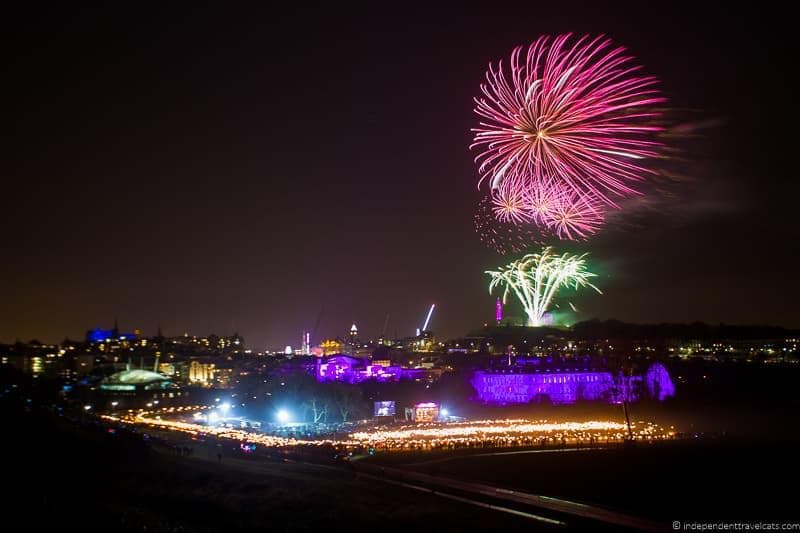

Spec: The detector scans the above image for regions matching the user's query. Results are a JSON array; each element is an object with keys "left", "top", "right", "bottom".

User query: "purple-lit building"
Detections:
[
  {"left": 471, "top": 362, "right": 674, "bottom": 405},
  {"left": 314, "top": 355, "right": 426, "bottom": 383}
]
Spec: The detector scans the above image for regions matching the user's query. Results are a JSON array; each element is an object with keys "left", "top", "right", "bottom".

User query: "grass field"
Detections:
[{"left": 365, "top": 438, "right": 800, "bottom": 521}]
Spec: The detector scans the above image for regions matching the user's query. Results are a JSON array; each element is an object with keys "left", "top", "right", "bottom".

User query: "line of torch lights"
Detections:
[{"left": 101, "top": 408, "right": 675, "bottom": 452}]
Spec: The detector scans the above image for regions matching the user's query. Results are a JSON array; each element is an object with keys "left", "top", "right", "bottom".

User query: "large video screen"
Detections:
[{"left": 374, "top": 401, "right": 396, "bottom": 417}]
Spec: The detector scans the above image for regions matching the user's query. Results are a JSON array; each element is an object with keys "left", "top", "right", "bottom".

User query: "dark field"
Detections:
[
  {"left": 4, "top": 406, "right": 551, "bottom": 532},
  {"left": 365, "top": 439, "right": 800, "bottom": 522}
]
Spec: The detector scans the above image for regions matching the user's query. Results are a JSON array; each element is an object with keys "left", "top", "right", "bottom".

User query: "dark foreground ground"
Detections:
[
  {"left": 4, "top": 405, "right": 545, "bottom": 532},
  {"left": 6, "top": 373, "right": 800, "bottom": 532},
  {"left": 364, "top": 437, "right": 800, "bottom": 522}
]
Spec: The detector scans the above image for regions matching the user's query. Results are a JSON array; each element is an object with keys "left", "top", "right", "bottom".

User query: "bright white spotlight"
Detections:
[
  {"left": 220, "top": 402, "right": 231, "bottom": 413},
  {"left": 440, "top": 408, "right": 449, "bottom": 418},
  {"left": 277, "top": 409, "right": 290, "bottom": 424}
]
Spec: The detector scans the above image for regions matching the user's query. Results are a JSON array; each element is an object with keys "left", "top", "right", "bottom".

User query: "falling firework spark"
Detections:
[
  {"left": 475, "top": 195, "right": 546, "bottom": 255},
  {"left": 486, "top": 246, "right": 601, "bottom": 326}
]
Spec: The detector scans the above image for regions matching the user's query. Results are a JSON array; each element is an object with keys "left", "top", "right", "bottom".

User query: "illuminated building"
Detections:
[
  {"left": 316, "top": 355, "right": 393, "bottom": 383},
  {"left": 31, "top": 356, "right": 44, "bottom": 375},
  {"left": 213, "top": 367, "right": 234, "bottom": 388},
  {"left": 412, "top": 331, "right": 436, "bottom": 352},
  {"left": 2, "top": 354, "right": 49, "bottom": 375},
  {"left": 319, "top": 338, "right": 344, "bottom": 355},
  {"left": 100, "top": 369, "right": 179, "bottom": 394},
  {"left": 189, "top": 360, "right": 215, "bottom": 386},
  {"left": 471, "top": 362, "right": 675, "bottom": 405},
  {"left": 314, "top": 355, "right": 432, "bottom": 384},
  {"left": 98, "top": 368, "right": 184, "bottom": 408},
  {"left": 346, "top": 324, "right": 360, "bottom": 354},
  {"left": 86, "top": 319, "right": 138, "bottom": 344}
]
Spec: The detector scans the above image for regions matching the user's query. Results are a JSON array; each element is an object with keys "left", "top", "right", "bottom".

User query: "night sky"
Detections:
[{"left": 2, "top": 5, "right": 795, "bottom": 349}]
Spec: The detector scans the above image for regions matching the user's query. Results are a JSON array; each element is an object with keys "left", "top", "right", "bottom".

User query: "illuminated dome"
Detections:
[
  {"left": 100, "top": 369, "right": 176, "bottom": 392},
  {"left": 106, "top": 369, "right": 167, "bottom": 384}
]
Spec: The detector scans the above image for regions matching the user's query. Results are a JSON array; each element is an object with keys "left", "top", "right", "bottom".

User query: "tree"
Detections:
[
  {"left": 608, "top": 353, "right": 635, "bottom": 440},
  {"left": 333, "top": 383, "right": 364, "bottom": 423},
  {"left": 303, "top": 392, "right": 330, "bottom": 424}
]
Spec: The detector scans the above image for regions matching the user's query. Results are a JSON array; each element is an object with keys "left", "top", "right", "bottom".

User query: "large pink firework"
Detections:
[{"left": 471, "top": 34, "right": 665, "bottom": 208}]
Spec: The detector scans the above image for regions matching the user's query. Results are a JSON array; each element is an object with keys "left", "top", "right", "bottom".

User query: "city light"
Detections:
[{"left": 276, "top": 409, "right": 290, "bottom": 424}]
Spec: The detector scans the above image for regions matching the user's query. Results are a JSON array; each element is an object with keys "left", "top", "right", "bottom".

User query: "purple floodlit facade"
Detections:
[
  {"left": 315, "top": 355, "right": 424, "bottom": 384},
  {"left": 495, "top": 297, "right": 503, "bottom": 323},
  {"left": 471, "top": 363, "right": 674, "bottom": 405}
]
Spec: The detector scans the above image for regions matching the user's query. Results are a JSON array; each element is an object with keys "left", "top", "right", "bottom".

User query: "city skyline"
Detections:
[
  {"left": 3, "top": 5, "right": 795, "bottom": 348},
  {"left": 4, "top": 6, "right": 798, "bottom": 529}
]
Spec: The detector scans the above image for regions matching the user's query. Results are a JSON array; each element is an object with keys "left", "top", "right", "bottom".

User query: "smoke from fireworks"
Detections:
[
  {"left": 486, "top": 247, "right": 601, "bottom": 326},
  {"left": 471, "top": 34, "right": 665, "bottom": 245}
]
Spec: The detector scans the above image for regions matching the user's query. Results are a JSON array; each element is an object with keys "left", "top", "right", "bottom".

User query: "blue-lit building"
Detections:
[{"left": 86, "top": 320, "right": 138, "bottom": 343}]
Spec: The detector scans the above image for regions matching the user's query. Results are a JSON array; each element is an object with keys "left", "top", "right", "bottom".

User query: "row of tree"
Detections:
[{"left": 263, "top": 370, "right": 367, "bottom": 424}]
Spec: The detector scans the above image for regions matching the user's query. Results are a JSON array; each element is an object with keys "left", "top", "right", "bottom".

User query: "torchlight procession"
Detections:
[{"left": 101, "top": 407, "right": 675, "bottom": 453}]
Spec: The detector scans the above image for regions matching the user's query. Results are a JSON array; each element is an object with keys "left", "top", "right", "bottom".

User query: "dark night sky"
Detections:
[{"left": 2, "top": 4, "right": 796, "bottom": 349}]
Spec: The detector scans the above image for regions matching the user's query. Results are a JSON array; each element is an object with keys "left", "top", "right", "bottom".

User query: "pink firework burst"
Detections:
[
  {"left": 471, "top": 34, "right": 665, "bottom": 207},
  {"left": 542, "top": 189, "right": 605, "bottom": 240},
  {"left": 524, "top": 181, "right": 562, "bottom": 225},
  {"left": 491, "top": 187, "right": 531, "bottom": 224}
]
